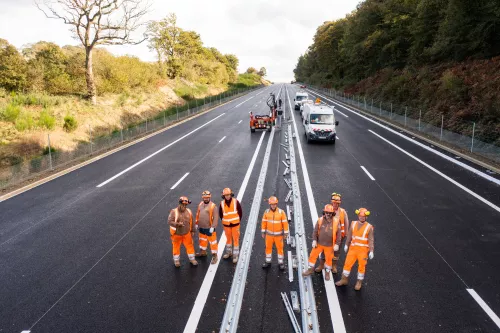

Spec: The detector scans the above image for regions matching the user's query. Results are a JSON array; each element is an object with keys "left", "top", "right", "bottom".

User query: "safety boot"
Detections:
[
  {"left": 223, "top": 250, "right": 232, "bottom": 259},
  {"left": 262, "top": 262, "right": 270, "bottom": 268},
  {"left": 315, "top": 259, "right": 325, "bottom": 273},
  {"left": 302, "top": 267, "right": 315, "bottom": 277},
  {"left": 332, "top": 258, "right": 338, "bottom": 274},
  {"left": 335, "top": 274, "right": 349, "bottom": 287},
  {"left": 210, "top": 254, "right": 218, "bottom": 265},
  {"left": 354, "top": 279, "right": 363, "bottom": 291},
  {"left": 232, "top": 255, "right": 239, "bottom": 264},
  {"left": 190, "top": 259, "right": 198, "bottom": 266},
  {"left": 195, "top": 250, "right": 207, "bottom": 257},
  {"left": 279, "top": 263, "right": 285, "bottom": 271},
  {"left": 324, "top": 269, "right": 331, "bottom": 281},
  {"left": 174, "top": 259, "right": 181, "bottom": 268}
]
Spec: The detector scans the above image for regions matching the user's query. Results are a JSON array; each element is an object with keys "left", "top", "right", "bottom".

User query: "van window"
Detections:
[
  {"left": 296, "top": 96, "right": 307, "bottom": 101},
  {"left": 310, "top": 114, "right": 334, "bottom": 125}
]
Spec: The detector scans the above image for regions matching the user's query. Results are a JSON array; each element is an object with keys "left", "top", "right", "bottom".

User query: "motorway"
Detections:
[{"left": 1, "top": 84, "right": 499, "bottom": 333}]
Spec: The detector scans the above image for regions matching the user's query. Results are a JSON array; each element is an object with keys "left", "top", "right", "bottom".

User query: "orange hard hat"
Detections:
[
  {"left": 355, "top": 208, "right": 370, "bottom": 217},
  {"left": 323, "top": 204, "right": 335, "bottom": 213},
  {"left": 202, "top": 190, "right": 211, "bottom": 198},
  {"left": 179, "top": 196, "right": 191, "bottom": 204},
  {"left": 331, "top": 192, "right": 342, "bottom": 203},
  {"left": 268, "top": 196, "right": 278, "bottom": 204},
  {"left": 222, "top": 188, "right": 232, "bottom": 196}
]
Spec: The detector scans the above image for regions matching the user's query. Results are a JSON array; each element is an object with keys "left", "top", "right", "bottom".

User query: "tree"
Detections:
[
  {"left": 36, "top": 0, "right": 150, "bottom": 104},
  {"left": 0, "top": 39, "right": 27, "bottom": 91},
  {"left": 258, "top": 67, "right": 267, "bottom": 77},
  {"left": 246, "top": 67, "right": 257, "bottom": 74},
  {"left": 147, "top": 13, "right": 180, "bottom": 78}
]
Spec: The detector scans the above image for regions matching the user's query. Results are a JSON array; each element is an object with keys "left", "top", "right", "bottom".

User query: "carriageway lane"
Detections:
[
  {"left": 289, "top": 84, "right": 500, "bottom": 332},
  {"left": 0, "top": 85, "right": 280, "bottom": 333},
  {"left": 0, "top": 86, "right": 272, "bottom": 243}
]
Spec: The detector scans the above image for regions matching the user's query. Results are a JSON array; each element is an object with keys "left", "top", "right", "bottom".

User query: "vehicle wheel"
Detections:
[
  {"left": 306, "top": 135, "right": 312, "bottom": 144},
  {"left": 331, "top": 138, "right": 336, "bottom": 145},
  {"left": 250, "top": 128, "right": 255, "bottom": 133},
  {"left": 267, "top": 127, "right": 271, "bottom": 132}
]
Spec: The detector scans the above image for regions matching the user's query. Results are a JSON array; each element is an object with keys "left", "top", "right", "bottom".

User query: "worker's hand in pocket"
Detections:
[
  {"left": 209, "top": 227, "right": 214, "bottom": 233},
  {"left": 262, "top": 233, "right": 265, "bottom": 239},
  {"left": 312, "top": 240, "right": 317, "bottom": 248},
  {"left": 344, "top": 245, "right": 348, "bottom": 253},
  {"left": 369, "top": 252, "right": 374, "bottom": 260},
  {"left": 333, "top": 244, "right": 339, "bottom": 252}
]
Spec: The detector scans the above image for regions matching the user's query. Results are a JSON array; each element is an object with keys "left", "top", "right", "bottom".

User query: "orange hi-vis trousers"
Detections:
[
  {"left": 342, "top": 246, "right": 369, "bottom": 280},
  {"left": 199, "top": 232, "right": 218, "bottom": 254},
  {"left": 265, "top": 235, "right": 284, "bottom": 263},
  {"left": 308, "top": 244, "right": 334, "bottom": 270},
  {"left": 224, "top": 225, "right": 240, "bottom": 255},
  {"left": 172, "top": 233, "right": 195, "bottom": 261}
]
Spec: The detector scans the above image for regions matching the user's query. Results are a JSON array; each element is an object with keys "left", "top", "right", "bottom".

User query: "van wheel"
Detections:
[
  {"left": 250, "top": 128, "right": 255, "bottom": 133},
  {"left": 331, "top": 138, "right": 336, "bottom": 145},
  {"left": 306, "top": 135, "right": 312, "bottom": 144}
]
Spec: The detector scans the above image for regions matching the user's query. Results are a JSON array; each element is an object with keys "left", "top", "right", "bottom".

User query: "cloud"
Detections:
[{"left": 0, "top": 0, "right": 360, "bottom": 82}]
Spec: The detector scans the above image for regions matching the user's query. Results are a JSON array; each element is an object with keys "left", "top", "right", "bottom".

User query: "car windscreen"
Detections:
[
  {"left": 296, "top": 96, "right": 307, "bottom": 101},
  {"left": 310, "top": 114, "right": 334, "bottom": 125}
]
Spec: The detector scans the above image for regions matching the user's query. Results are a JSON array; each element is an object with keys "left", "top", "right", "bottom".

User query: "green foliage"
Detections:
[
  {"left": 440, "top": 70, "right": 468, "bottom": 100},
  {"left": 38, "top": 109, "right": 56, "bottom": 130},
  {"left": 173, "top": 81, "right": 208, "bottom": 100},
  {"left": 63, "top": 115, "right": 78, "bottom": 132},
  {"left": 246, "top": 67, "right": 257, "bottom": 74},
  {"left": 258, "top": 67, "right": 267, "bottom": 77},
  {"left": 233, "top": 73, "right": 262, "bottom": 88},
  {"left": 15, "top": 112, "right": 35, "bottom": 131},
  {"left": 0, "top": 39, "right": 27, "bottom": 91},
  {"left": 43, "top": 145, "right": 57, "bottom": 155},
  {"left": 1, "top": 103, "right": 22, "bottom": 122}
]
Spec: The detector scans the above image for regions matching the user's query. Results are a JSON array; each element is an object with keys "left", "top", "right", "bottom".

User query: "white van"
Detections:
[
  {"left": 294, "top": 91, "right": 308, "bottom": 110},
  {"left": 302, "top": 101, "right": 339, "bottom": 144}
]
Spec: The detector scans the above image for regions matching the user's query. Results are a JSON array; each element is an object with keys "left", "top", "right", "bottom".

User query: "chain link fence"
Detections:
[
  {"left": 1, "top": 86, "right": 263, "bottom": 191},
  {"left": 301, "top": 84, "right": 500, "bottom": 165}
]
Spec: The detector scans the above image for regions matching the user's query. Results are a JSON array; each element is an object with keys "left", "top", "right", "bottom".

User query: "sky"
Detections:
[{"left": 0, "top": 0, "right": 360, "bottom": 83}]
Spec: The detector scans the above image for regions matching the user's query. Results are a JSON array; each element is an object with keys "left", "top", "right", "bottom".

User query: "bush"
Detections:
[
  {"left": 1, "top": 103, "right": 22, "bottom": 122},
  {"left": 38, "top": 109, "right": 56, "bottom": 130},
  {"left": 42, "top": 145, "right": 57, "bottom": 155},
  {"left": 63, "top": 115, "right": 78, "bottom": 132},
  {"left": 15, "top": 112, "right": 35, "bottom": 131}
]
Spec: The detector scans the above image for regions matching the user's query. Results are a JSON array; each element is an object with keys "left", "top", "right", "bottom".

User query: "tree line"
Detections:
[{"left": 294, "top": 0, "right": 500, "bottom": 86}]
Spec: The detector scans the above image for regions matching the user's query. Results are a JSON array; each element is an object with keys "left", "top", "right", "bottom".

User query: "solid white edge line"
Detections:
[
  {"left": 369, "top": 130, "right": 500, "bottom": 213},
  {"left": 96, "top": 113, "right": 225, "bottom": 187},
  {"left": 334, "top": 109, "right": 349, "bottom": 118},
  {"left": 182, "top": 131, "right": 267, "bottom": 333},
  {"left": 170, "top": 172, "right": 189, "bottom": 190},
  {"left": 467, "top": 289, "right": 500, "bottom": 329},
  {"left": 308, "top": 89, "right": 500, "bottom": 186},
  {"left": 286, "top": 85, "right": 347, "bottom": 333},
  {"left": 219, "top": 136, "right": 226, "bottom": 143},
  {"left": 360, "top": 166, "right": 376, "bottom": 181}
]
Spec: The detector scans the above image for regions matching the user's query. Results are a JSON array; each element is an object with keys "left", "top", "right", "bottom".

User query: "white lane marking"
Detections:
[
  {"left": 236, "top": 97, "right": 254, "bottom": 108},
  {"left": 370, "top": 130, "right": 500, "bottom": 213},
  {"left": 183, "top": 131, "right": 267, "bottom": 333},
  {"left": 219, "top": 136, "right": 226, "bottom": 143},
  {"left": 286, "top": 86, "right": 347, "bottom": 332},
  {"left": 360, "top": 166, "right": 375, "bottom": 181},
  {"left": 335, "top": 109, "right": 349, "bottom": 118},
  {"left": 336, "top": 135, "right": 340, "bottom": 140},
  {"left": 308, "top": 90, "right": 500, "bottom": 186},
  {"left": 96, "top": 113, "right": 225, "bottom": 187},
  {"left": 170, "top": 173, "right": 189, "bottom": 190},
  {"left": 467, "top": 289, "right": 500, "bottom": 329},
  {"left": 238, "top": 120, "right": 242, "bottom": 124}
]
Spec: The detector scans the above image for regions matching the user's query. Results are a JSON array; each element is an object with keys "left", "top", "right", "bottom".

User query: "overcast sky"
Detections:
[{"left": 0, "top": 0, "right": 360, "bottom": 82}]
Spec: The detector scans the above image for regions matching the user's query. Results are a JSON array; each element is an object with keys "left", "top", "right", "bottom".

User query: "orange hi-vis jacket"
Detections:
[
  {"left": 169, "top": 208, "right": 193, "bottom": 236},
  {"left": 261, "top": 208, "right": 289, "bottom": 236},
  {"left": 221, "top": 198, "right": 240, "bottom": 226},
  {"left": 349, "top": 221, "right": 373, "bottom": 250},
  {"left": 336, "top": 207, "right": 349, "bottom": 238}
]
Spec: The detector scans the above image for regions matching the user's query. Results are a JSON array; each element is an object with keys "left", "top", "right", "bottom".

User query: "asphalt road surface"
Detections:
[{"left": 1, "top": 84, "right": 499, "bottom": 333}]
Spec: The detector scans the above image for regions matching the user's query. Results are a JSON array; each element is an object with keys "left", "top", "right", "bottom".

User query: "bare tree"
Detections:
[{"left": 36, "top": 0, "right": 150, "bottom": 104}]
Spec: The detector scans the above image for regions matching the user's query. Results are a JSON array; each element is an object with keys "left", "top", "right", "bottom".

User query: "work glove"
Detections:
[
  {"left": 195, "top": 224, "right": 199, "bottom": 230},
  {"left": 369, "top": 252, "right": 374, "bottom": 260},
  {"left": 312, "top": 240, "right": 317, "bottom": 248},
  {"left": 333, "top": 244, "right": 339, "bottom": 252},
  {"left": 344, "top": 245, "right": 348, "bottom": 253},
  {"left": 209, "top": 227, "right": 214, "bottom": 233}
]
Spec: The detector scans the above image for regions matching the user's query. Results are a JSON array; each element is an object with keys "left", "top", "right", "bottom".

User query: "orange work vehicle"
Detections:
[{"left": 250, "top": 93, "right": 277, "bottom": 133}]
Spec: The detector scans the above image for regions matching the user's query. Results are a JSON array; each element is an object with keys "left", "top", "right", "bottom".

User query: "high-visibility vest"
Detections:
[
  {"left": 170, "top": 208, "right": 192, "bottom": 236},
  {"left": 221, "top": 198, "right": 240, "bottom": 226},
  {"left": 261, "top": 208, "right": 288, "bottom": 236},
  {"left": 196, "top": 202, "right": 216, "bottom": 227},
  {"left": 337, "top": 208, "right": 347, "bottom": 238},
  {"left": 350, "top": 221, "right": 372, "bottom": 248},
  {"left": 317, "top": 215, "right": 339, "bottom": 245}
]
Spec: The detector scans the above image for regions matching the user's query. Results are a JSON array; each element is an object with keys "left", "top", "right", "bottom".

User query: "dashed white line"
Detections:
[
  {"left": 219, "top": 136, "right": 226, "bottom": 143},
  {"left": 236, "top": 97, "right": 254, "bottom": 108},
  {"left": 334, "top": 108, "right": 348, "bottom": 117},
  {"left": 360, "top": 166, "right": 375, "bottom": 181},
  {"left": 170, "top": 172, "right": 189, "bottom": 189},
  {"left": 467, "top": 289, "right": 500, "bottom": 329},
  {"left": 370, "top": 130, "right": 500, "bottom": 213},
  {"left": 336, "top": 135, "right": 340, "bottom": 140},
  {"left": 238, "top": 120, "right": 242, "bottom": 124},
  {"left": 96, "top": 113, "right": 225, "bottom": 187}
]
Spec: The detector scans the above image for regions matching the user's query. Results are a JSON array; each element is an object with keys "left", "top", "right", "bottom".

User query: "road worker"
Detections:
[
  {"left": 219, "top": 188, "right": 242, "bottom": 264},
  {"left": 168, "top": 196, "right": 197, "bottom": 267},
  {"left": 261, "top": 196, "right": 289, "bottom": 270},
  {"left": 335, "top": 208, "right": 374, "bottom": 290},
  {"left": 303, "top": 204, "right": 341, "bottom": 281},
  {"left": 195, "top": 191, "right": 219, "bottom": 264},
  {"left": 316, "top": 192, "right": 349, "bottom": 274}
]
